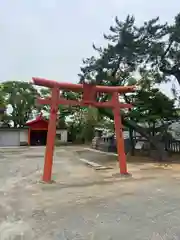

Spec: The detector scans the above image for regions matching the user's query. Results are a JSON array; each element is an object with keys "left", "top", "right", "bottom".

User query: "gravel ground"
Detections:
[{"left": 0, "top": 146, "right": 180, "bottom": 239}]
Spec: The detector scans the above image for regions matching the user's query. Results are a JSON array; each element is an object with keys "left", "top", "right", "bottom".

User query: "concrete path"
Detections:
[{"left": 0, "top": 146, "right": 180, "bottom": 239}]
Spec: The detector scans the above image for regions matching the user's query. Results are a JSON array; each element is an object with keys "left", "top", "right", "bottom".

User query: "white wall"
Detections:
[
  {"left": 0, "top": 131, "right": 20, "bottom": 146},
  {"left": 56, "top": 129, "right": 68, "bottom": 142},
  {"left": 19, "top": 129, "right": 28, "bottom": 143}
]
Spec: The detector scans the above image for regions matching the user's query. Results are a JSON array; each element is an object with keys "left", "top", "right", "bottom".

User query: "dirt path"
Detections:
[{"left": 0, "top": 146, "right": 180, "bottom": 239}]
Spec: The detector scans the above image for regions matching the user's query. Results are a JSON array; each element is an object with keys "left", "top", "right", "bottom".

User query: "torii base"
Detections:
[{"left": 112, "top": 172, "right": 132, "bottom": 179}]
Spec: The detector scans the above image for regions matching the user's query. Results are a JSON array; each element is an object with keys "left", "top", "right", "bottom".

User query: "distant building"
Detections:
[{"left": 0, "top": 114, "right": 68, "bottom": 147}]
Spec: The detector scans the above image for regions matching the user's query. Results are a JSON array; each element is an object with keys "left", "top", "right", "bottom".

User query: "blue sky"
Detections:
[{"left": 0, "top": 0, "right": 179, "bottom": 97}]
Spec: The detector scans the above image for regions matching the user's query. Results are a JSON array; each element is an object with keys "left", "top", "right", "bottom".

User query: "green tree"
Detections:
[
  {"left": 39, "top": 88, "right": 77, "bottom": 129},
  {"left": 129, "top": 89, "right": 178, "bottom": 133},
  {"left": 39, "top": 88, "right": 112, "bottom": 143},
  {"left": 2, "top": 81, "right": 39, "bottom": 127},
  {"left": 67, "top": 106, "right": 101, "bottom": 143},
  {"left": 0, "top": 84, "right": 7, "bottom": 124},
  {"left": 0, "top": 84, "right": 6, "bottom": 109},
  {"left": 145, "top": 14, "right": 180, "bottom": 85},
  {"left": 78, "top": 13, "right": 180, "bottom": 160}
]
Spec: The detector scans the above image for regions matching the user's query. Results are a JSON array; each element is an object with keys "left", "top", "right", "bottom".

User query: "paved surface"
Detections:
[{"left": 0, "top": 146, "right": 180, "bottom": 239}]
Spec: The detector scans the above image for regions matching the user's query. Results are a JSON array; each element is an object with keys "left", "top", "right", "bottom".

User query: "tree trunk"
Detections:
[
  {"left": 124, "top": 118, "right": 167, "bottom": 161},
  {"left": 99, "top": 108, "right": 168, "bottom": 161}
]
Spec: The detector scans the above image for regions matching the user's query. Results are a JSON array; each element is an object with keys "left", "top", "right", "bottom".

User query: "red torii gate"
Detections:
[{"left": 32, "top": 77, "right": 135, "bottom": 183}]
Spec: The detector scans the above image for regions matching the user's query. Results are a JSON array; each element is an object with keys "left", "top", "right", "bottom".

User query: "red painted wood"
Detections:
[
  {"left": 42, "top": 87, "right": 59, "bottom": 182},
  {"left": 38, "top": 98, "right": 132, "bottom": 109},
  {"left": 32, "top": 77, "right": 135, "bottom": 93},
  {"left": 32, "top": 77, "right": 135, "bottom": 182},
  {"left": 112, "top": 92, "right": 128, "bottom": 174},
  {"left": 82, "top": 83, "right": 96, "bottom": 103}
]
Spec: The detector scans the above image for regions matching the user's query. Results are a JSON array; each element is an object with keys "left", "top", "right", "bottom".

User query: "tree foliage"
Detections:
[
  {"left": 1, "top": 13, "right": 180, "bottom": 155},
  {"left": 128, "top": 88, "right": 178, "bottom": 133},
  {"left": 77, "top": 13, "right": 180, "bottom": 159},
  {"left": 2, "top": 81, "right": 39, "bottom": 127},
  {"left": 79, "top": 13, "right": 180, "bottom": 87},
  {"left": 67, "top": 106, "right": 101, "bottom": 143}
]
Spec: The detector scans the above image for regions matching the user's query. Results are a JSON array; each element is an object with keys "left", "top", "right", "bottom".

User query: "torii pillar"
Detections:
[{"left": 32, "top": 77, "right": 135, "bottom": 182}]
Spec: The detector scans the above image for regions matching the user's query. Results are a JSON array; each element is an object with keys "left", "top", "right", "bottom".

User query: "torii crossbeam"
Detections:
[{"left": 32, "top": 77, "right": 135, "bottom": 182}]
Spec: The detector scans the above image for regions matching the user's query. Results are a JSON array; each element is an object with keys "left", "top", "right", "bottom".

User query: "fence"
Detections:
[
  {"left": 165, "top": 140, "right": 180, "bottom": 153},
  {"left": 93, "top": 135, "right": 180, "bottom": 154},
  {"left": 93, "top": 135, "right": 133, "bottom": 154},
  {"left": 135, "top": 137, "right": 180, "bottom": 154}
]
